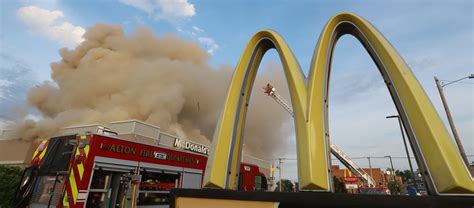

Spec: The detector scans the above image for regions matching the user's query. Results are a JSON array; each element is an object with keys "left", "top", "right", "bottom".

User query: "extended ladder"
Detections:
[{"left": 330, "top": 144, "right": 375, "bottom": 187}]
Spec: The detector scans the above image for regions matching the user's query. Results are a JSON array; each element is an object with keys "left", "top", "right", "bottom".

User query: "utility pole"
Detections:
[
  {"left": 385, "top": 155, "right": 398, "bottom": 195},
  {"left": 278, "top": 158, "right": 283, "bottom": 192},
  {"left": 386, "top": 155, "right": 395, "bottom": 182},
  {"left": 386, "top": 115, "right": 419, "bottom": 193},
  {"left": 367, "top": 157, "right": 373, "bottom": 184},
  {"left": 434, "top": 76, "right": 470, "bottom": 167}
]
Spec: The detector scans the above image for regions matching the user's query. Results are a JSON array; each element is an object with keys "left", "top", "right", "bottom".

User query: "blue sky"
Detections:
[{"left": 1, "top": 0, "right": 473, "bottom": 181}]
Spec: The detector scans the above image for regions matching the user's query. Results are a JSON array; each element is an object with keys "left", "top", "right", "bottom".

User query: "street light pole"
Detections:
[
  {"left": 434, "top": 75, "right": 472, "bottom": 167},
  {"left": 386, "top": 115, "right": 419, "bottom": 193},
  {"left": 385, "top": 155, "right": 398, "bottom": 195},
  {"left": 278, "top": 158, "right": 282, "bottom": 192}
]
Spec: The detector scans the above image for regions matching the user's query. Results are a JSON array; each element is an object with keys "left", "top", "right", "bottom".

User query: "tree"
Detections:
[
  {"left": 387, "top": 181, "right": 398, "bottom": 195},
  {"left": 333, "top": 176, "right": 347, "bottom": 193},
  {"left": 0, "top": 166, "right": 23, "bottom": 208},
  {"left": 274, "top": 179, "right": 294, "bottom": 192},
  {"left": 395, "top": 169, "right": 413, "bottom": 182}
]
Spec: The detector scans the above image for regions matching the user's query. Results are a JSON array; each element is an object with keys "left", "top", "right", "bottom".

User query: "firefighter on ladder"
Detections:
[{"left": 263, "top": 84, "right": 275, "bottom": 96}]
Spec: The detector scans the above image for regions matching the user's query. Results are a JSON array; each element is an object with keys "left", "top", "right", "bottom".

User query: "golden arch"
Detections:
[{"left": 203, "top": 13, "right": 473, "bottom": 195}]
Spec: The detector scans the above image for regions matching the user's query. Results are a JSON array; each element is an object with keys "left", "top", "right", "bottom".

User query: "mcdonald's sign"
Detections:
[{"left": 202, "top": 12, "right": 473, "bottom": 196}]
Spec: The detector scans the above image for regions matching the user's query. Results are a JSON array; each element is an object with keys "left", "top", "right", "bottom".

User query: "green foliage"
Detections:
[
  {"left": 0, "top": 165, "right": 23, "bottom": 208},
  {"left": 387, "top": 181, "right": 398, "bottom": 195},
  {"left": 395, "top": 169, "right": 413, "bottom": 182},
  {"left": 333, "top": 176, "right": 347, "bottom": 193},
  {"left": 274, "top": 179, "right": 294, "bottom": 192}
]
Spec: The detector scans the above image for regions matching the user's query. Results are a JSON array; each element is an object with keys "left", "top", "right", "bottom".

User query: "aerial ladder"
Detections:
[{"left": 263, "top": 83, "right": 376, "bottom": 187}]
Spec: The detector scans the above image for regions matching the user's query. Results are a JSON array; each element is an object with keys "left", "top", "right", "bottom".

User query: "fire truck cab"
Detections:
[{"left": 14, "top": 121, "right": 269, "bottom": 208}]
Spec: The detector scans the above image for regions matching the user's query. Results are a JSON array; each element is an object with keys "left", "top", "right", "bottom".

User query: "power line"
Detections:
[{"left": 275, "top": 155, "right": 474, "bottom": 161}]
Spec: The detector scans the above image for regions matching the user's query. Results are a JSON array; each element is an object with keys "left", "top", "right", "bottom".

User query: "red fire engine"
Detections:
[{"left": 14, "top": 125, "right": 268, "bottom": 207}]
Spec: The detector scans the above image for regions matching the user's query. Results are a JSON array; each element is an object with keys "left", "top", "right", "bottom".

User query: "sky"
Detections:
[{"left": 1, "top": 0, "right": 473, "bottom": 182}]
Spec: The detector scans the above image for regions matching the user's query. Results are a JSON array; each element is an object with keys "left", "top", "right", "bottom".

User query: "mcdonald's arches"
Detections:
[{"left": 203, "top": 12, "right": 473, "bottom": 196}]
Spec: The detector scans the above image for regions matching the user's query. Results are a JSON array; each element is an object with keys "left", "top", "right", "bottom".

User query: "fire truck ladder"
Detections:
[
  {"left": 329, "top": 144, "right": 376, "bottom": 187},
  {"left": 262, "top": 83, "right": 376, "bottom": 187}
]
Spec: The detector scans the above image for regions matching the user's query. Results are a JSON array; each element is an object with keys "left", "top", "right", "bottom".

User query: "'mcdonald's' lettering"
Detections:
[
  {"left": 202, "top": 12, "right": 473, "bottom": 196},
  {"left": 174, "top": 138, "right": 209, "bottom": 155}
]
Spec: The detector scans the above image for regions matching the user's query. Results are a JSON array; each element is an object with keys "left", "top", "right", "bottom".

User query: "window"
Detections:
[
  {"left": 30, "top": 176, "right": 65, "bottom": 204},
  {"left": 254, "top": 176, "right": 262, "bottom": 191}
]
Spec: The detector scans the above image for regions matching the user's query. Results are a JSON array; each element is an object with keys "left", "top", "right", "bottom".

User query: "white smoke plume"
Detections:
[{"left": 9, "top": 24, "right": 294, "bottom": 158}]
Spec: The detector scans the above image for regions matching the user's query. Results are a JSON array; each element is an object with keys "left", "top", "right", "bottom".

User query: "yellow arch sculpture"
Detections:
[{"left": 203, "top": 12, "right": 473, "bottom": 195}]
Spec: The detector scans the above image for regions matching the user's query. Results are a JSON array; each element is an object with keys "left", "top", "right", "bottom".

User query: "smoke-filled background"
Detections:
[{"left": 7, "top": 24, "right": 294, "bottom": 159}]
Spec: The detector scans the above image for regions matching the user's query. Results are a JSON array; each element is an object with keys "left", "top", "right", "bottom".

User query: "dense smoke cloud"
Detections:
[{"left": 9, "top": 24, "right": 294, "bottom": 158}]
